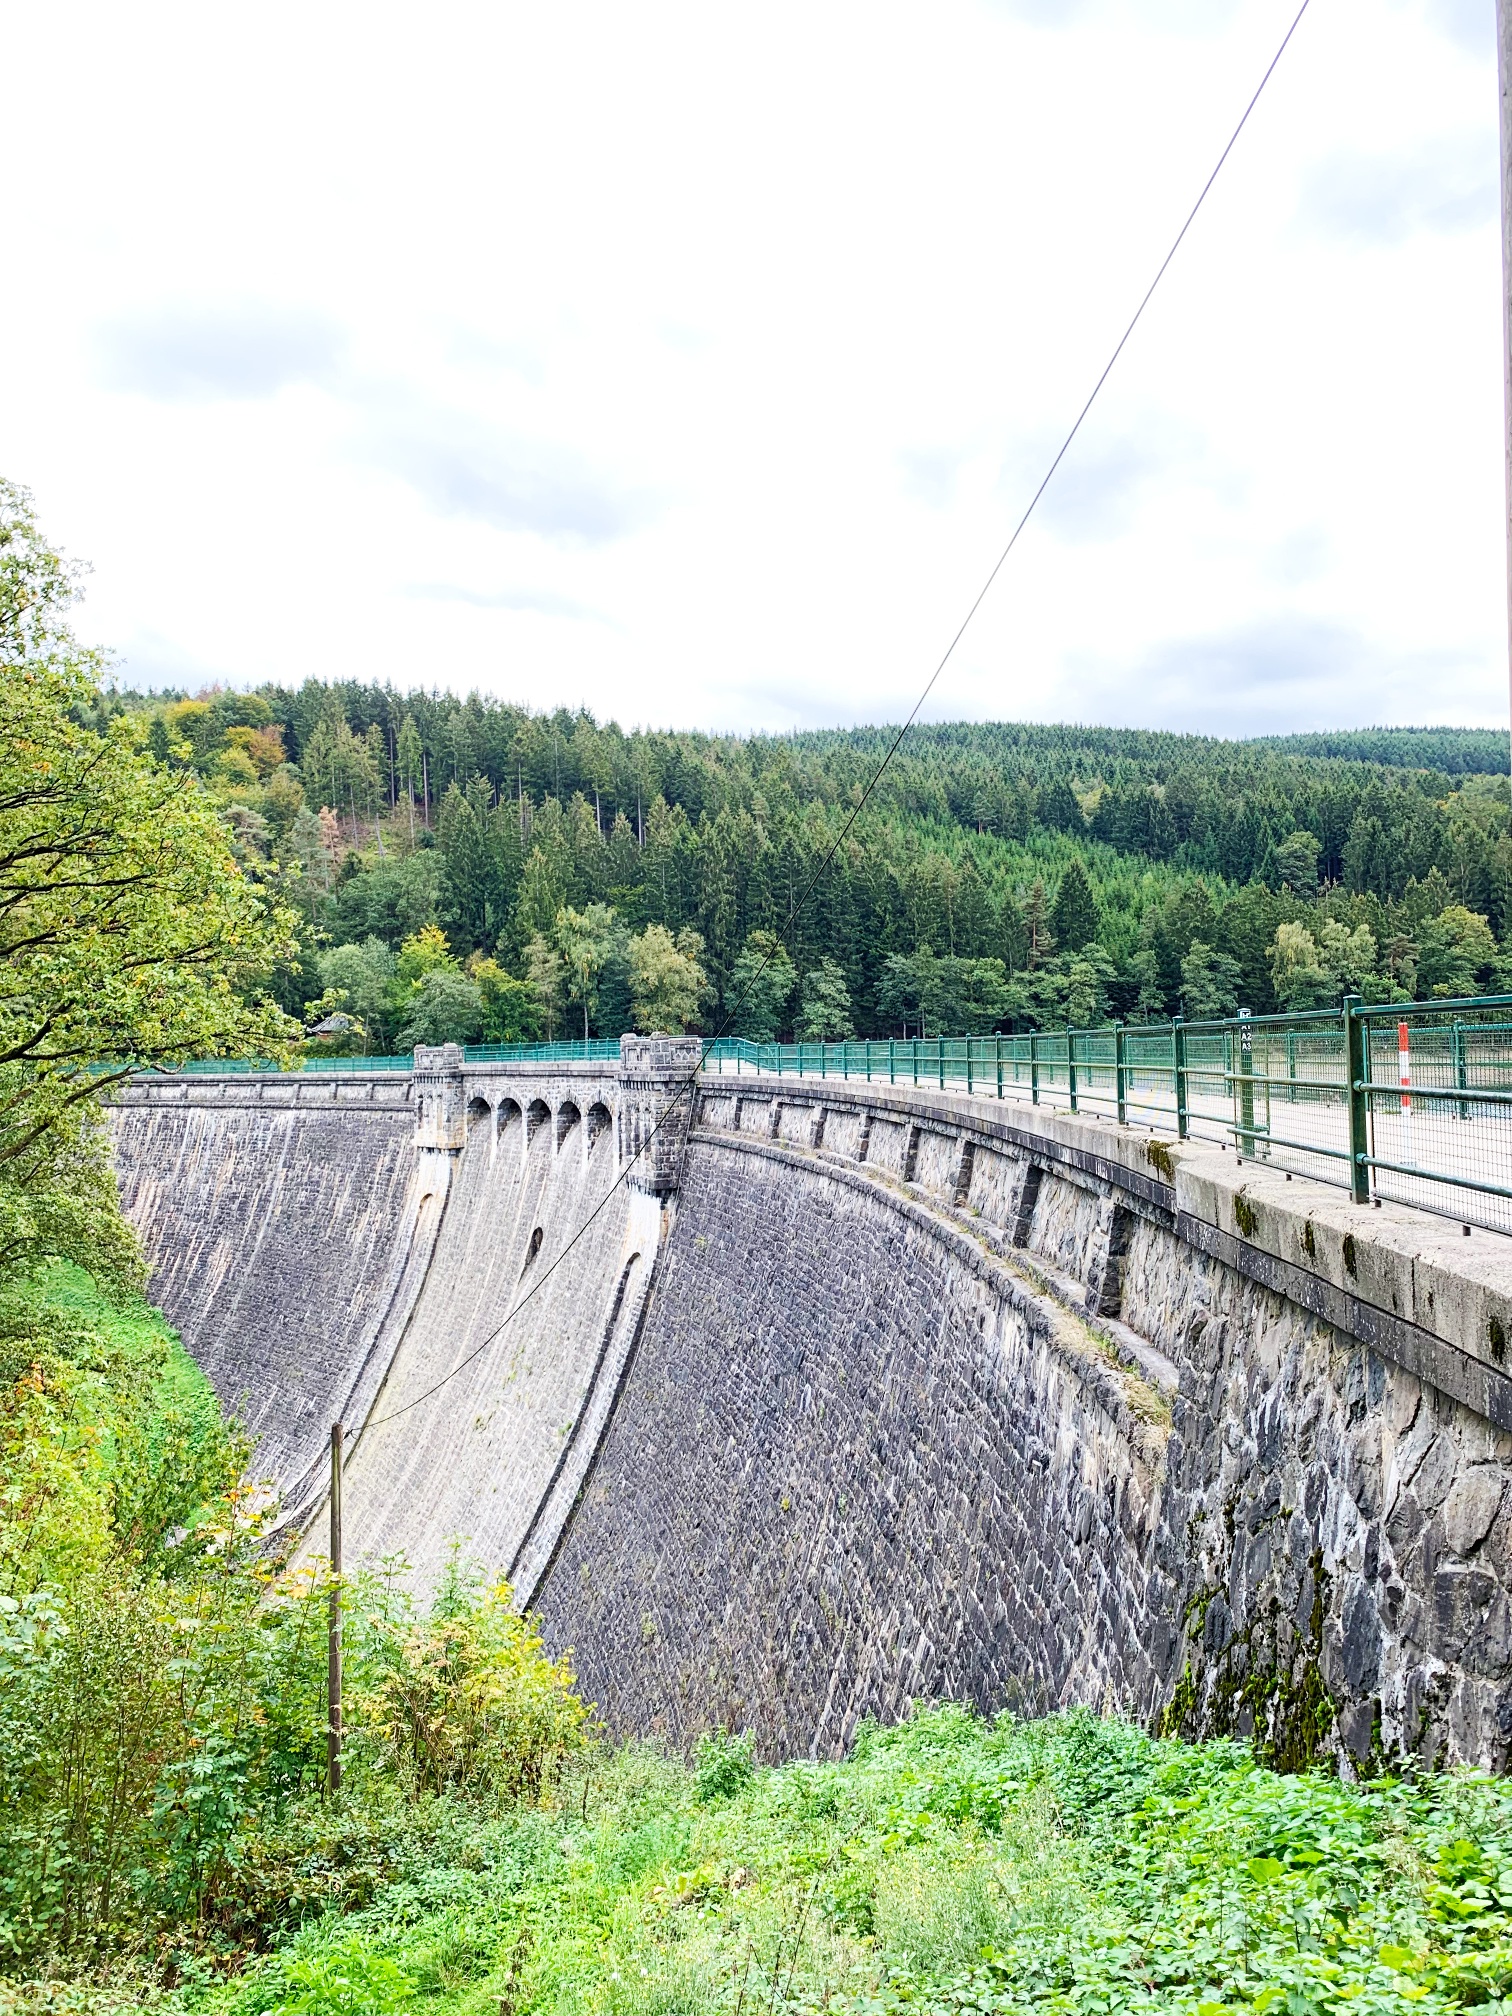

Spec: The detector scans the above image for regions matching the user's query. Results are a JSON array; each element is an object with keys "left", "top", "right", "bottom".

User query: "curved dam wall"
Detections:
[
  {"left": 534, "top": 1131, "right": 1175, "bottom": 1759},
  {"left": 533, "top": 1078, "right": 1512, "bottom": 1771},
  {"left": 113, "top": 1048, "right": 1512, "bottom": 1767},
  {"left": 110, "top": 1076, "right": 435, "bottom": 1520}
]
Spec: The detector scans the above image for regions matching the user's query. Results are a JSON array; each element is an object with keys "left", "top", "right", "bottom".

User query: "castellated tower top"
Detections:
[
  {"left": 619, "top": 1033, "right": 702, "bottom": 1196},
  {"left": 413, "top": 1043, "right": 467, "bottom": 1150}
]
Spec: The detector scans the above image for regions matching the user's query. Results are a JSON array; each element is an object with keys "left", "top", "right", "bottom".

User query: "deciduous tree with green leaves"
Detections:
[
  {"left": 555, "top": 903, "right": 623, "bottom": 1039},
  {"left": 724, "top": 930, "right": 796, "bottom": 1042},
  {"left": 1180, "top": 940, "right": 1243, "bottom": 1020},
  {"left": 796, "top": 957, "right": 855, "bottom": 1041},
  {"left": 0, "top": 480, "right": 297, "bottom": 1289},
  {"left": 628, "top": 923, "right": 708, "bottom": 1034}
]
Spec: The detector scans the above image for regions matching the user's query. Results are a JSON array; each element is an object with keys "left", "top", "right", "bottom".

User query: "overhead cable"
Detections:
[{"left": 363, "top": 0, "right": 1312, "bottom": 1433}]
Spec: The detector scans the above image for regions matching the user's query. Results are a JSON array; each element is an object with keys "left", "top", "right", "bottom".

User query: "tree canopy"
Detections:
[{"left": 0, "top": 481, "right": 296, "bottom": 1287}]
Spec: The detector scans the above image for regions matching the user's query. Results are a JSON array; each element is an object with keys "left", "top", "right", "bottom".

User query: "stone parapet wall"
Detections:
[{"left": 696, "top": 1077, "right": 1512, "bottom": 1431}]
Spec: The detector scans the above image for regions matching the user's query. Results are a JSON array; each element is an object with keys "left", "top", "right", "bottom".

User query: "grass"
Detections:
[
  {"left": 21, "top": 1704, "right": 1491, "bottom": 2016},
  {"left": 34, "top": 1261, "right": 227, "bottom": 1466}
]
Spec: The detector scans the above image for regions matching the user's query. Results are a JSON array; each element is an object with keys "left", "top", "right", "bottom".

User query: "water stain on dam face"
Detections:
[
  {"left": 111, "top": 1068, "right": 659, "bottom": 1588},
  {"left": 111, "top": 1098, "right": 430, "bottom": 1519},
  {"left": 112, "top": 1053, "right": 1512, "bottom": 1770},
  {"left": 333, "top": 1093, "right": 656, "bottom": 1593}
]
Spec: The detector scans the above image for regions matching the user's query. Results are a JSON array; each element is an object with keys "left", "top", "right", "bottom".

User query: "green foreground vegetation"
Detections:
[{"left": 6, "top": 1261, "right": 1512, "bottom": 2016}]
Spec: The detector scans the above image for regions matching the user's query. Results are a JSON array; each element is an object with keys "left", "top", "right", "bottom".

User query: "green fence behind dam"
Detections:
[{"left": 165, "top": 994, "right": 1512, "bottom": 1235}]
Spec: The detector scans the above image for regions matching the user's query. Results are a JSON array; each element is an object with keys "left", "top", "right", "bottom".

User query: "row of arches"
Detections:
[{"left": 463, "top": 1092, "right": 615, "bottom": 1157}]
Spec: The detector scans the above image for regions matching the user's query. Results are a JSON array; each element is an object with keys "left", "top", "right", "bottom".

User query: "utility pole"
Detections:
[
  {"left": 1500, "top": 0, "right": 1512, "bottom": 782},
  {"left": 327, "top": 1421, "right": 343, "bottom": 1797}
]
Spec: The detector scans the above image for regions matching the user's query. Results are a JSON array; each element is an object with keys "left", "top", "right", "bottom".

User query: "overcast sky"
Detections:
[{"left": 2, "top": 0, "right": 1503, "bottom": 737}]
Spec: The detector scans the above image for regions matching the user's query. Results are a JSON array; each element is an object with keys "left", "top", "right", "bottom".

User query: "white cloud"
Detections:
[
  {"left": 405, "top": 581, "right": 618, "bottom": 627},
  {"left": 362, "top": 410, "right": 651, "bottom": 544},
  {"left": 0, "top": 0, "right": 1506, "bottom": 737},
  {"left": 1423, "top": 0, "right": 1492, "bottom": 56},
  {"left": 1299, "top": 136, "right": 1496, "bottom": 244},
  {"left": 95, "top": 302, "right": 344, "bottom": 401}
]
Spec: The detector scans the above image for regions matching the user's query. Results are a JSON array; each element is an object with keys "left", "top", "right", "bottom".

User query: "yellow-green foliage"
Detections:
[
  {"left": 0, "top": 1266, "right": 241, "bottom": 1600},
  {"left": 0, "top": 1273, "right": 591, "bottom": 1971},
  {"left": 366, "top": 1567, "right": 589, "bottom": 1803}
]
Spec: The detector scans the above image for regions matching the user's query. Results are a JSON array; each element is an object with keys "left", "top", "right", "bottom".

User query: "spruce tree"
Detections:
[
  {"left": 1023, "top": 879, "right": 1056, "bottom": 967},
  {"left": 437, "top": 781, "right": 491, "bottom": 953},
  {"left": 1050, "top": 857, "right": 1098, "bottom": 953},
  {"left": 1038, "top": 778, "right": 1085, "bottom": 835}
]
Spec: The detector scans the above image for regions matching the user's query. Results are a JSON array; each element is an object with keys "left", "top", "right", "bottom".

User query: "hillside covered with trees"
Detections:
[{"left": 100, "top": 676, "right": 1512, "bottom": 1050}]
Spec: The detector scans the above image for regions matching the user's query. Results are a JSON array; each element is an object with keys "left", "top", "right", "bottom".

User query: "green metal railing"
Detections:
[
  {"left": 698, "top": 998, "right": 1512, "bottom": 1238},
  {"left": 165, "top": 997, "right": 1512, "bottom": 1236},
  {"left": 173, "top": 1041, "right": 622, "bottom": 1073},
  {"left": 174, "top": 1054, "right": 416, "bottom": 1073}
]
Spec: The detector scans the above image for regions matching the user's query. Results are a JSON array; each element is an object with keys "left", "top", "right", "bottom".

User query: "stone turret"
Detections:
[
  {"left": 412, "top": 1044, "right": 466, "bottom": 1150},
  {"left": 618, "top": 1034, "right": 703, "bottom": 1195}
]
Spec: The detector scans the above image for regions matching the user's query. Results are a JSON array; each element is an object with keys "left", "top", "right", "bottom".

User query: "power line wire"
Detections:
[{"left": 363, "top": 0, "right": 1311, "bottom": 1435}]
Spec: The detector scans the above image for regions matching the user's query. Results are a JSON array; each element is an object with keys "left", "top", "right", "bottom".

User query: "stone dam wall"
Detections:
[
  {"left": 112, "top": 1050, "right": 1512, "bottom": 1769},
  {"left": 111, "top": 1078, "right": 431, "bottom": 1524}
]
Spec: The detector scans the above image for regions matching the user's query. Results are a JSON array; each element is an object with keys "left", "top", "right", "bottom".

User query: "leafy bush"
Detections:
[
  {"left": 0, "top": 1271, "right": 592, "bottom": 1970},
  {"left": 693, "top": 1729, "right": 754, "bottom": 1804},
  {"left": 263, "top": 1936, "right": 413, "bottom": 2016},
  {"left": 363, "top": 1560, "right": 588, "bottom": 1802}
]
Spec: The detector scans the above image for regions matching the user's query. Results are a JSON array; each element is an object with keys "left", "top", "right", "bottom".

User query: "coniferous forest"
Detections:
[{"left": 107, "top": 677, "right": 1512, "bottom": 1052}]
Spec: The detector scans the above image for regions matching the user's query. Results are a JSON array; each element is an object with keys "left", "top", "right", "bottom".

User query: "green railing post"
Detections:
[
  {"left": 938, "top": 1039, "right": 945, "bottom": 1090},
  {"left": 1237, "top": 1010, "right": 1256, "bottom": 1158},
  {"left": 1172, "top": 1017, "right": 1188, "bottom": 1139},
  {"left": 966, "top": 1040, "right": 974, "bottom": 1095},
  {"left": 1030, "top": 1032, "right": 1040, "bottom": 1105},
  {"left": 821, "top": 1043, "right": 827, "bottom": 1080},
  {"left": 889, "top": 1038, "right": 895, "bottom": 1085},
  {"left": 1343, "top": 994, "right": 1370, "bottom": 1204},
  {"left": 1455, "top": 1018, "right": 1467, "bottom": 1120},
  {"left": 1286, "top": 1027, "right": 1297, "bottom": 1104},
  {"left": 996, "top": 1033, "right": 1004, "bottom": 1099},
  {"left": 1114, "top": 1022, "right": 1127, "bottom": 1126},
  {"left": 912, "top": 1037, "right": 919, "bottom": 1086},
  {"left": 1068, "top": 1031, "right": 1078, "bottom": 1114}
]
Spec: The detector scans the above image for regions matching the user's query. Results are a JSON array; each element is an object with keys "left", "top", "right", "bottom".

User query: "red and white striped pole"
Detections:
[{"left": 1398, "top": 1019, "right": 1411, "bottom": 1114}]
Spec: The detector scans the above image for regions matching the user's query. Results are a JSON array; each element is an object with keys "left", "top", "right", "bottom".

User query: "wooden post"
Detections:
[{"left": 327, "top": 1421, "right": 343, "bottom": 1797}]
